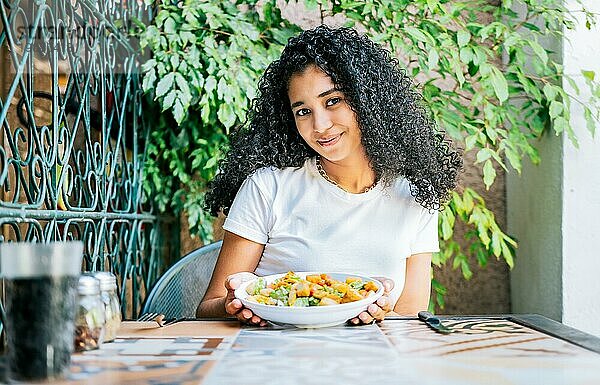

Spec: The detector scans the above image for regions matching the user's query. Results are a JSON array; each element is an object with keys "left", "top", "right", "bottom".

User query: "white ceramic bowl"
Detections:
[{"left": 234, "top": 272, "right": 384, "bottom": 328}]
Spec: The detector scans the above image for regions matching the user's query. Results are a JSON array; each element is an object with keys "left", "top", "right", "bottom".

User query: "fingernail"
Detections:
[
  {"left": 378, "top": 297, "right": 388, "bottom": 306},
  {"left": 351, "top": 318, "right": 360, "bottom": 325},
  {"left": 230, "top": 278, "right": 240, "bottom": 288},
  {"left": 368, "top": 304, "right": 379, "bottom": 314},
  {"left": 359, "top": 313, "right": 369, "bottom": 322}
]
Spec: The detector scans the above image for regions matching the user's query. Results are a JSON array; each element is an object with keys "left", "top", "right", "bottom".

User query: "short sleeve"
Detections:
[
  {"left": 409, "top": 209, "right": 440, "bottom": 255},
  {"left": 222, "top": 176, "right": 272, "bottom": 244}
]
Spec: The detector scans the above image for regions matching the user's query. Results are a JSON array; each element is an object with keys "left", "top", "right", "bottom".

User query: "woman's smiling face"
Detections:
[{"left": 288, "top": 65, "right": 366, "bottom": 165}]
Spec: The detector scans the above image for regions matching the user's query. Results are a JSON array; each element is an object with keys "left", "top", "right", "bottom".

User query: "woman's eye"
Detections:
[
  {"left": 296, "top": 108, "right": 310, "bottom": 117},
  {"left": 326, "top": 97, "right": 341, "bottom": 107}
]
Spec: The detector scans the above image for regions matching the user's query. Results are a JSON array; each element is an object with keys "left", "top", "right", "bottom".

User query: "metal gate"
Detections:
[{"left": 0, "top": 0, "right": 167, "bottom": 319}]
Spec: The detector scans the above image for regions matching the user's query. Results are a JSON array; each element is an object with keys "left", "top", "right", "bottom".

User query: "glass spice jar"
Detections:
[
  {"left": 93, "top": 272, "right": 121, "bottom": 343},
  {"left": 74, "top": 274, "right": 105, "bottom": 352}
]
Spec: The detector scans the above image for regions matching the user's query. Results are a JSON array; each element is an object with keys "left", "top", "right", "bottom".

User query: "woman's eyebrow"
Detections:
[
  {"left": 318, "top": 88, "right": 337, "bottom": 98},
  {"left": 290, "top": 88, "right": 338, "bottom": 108}
]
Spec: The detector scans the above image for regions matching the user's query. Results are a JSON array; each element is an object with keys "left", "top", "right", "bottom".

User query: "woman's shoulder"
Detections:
[
  {"left": 387, "top": 177, "right": 426, "bottom": 209},
  {"left": 389, "top": 176, "right": 412, "bottom": 196},
  {"left": 247, "top": 159, "right": 313, "bottom": 187}
]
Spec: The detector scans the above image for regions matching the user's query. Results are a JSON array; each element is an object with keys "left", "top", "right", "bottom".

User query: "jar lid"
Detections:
[
  {"left": 78, "top": 274, "right": 100, "bottom": 295},
  {"left": 93, "top": 271, "right": 117, "bottom": 291}
]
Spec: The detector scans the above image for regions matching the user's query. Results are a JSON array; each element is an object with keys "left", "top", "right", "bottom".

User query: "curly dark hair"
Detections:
[{"left": 205, "top": 25, "right": 462, "bottom": 216}]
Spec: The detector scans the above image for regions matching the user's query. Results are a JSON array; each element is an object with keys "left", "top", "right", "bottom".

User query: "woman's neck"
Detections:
[{"left": 318, "top": 156, "right": 377, "bottom": 194}]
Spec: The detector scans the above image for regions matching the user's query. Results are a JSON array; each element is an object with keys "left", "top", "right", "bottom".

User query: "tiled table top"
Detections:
[{"left": 25, "top": 316, "right": 600, "bottom": 384}]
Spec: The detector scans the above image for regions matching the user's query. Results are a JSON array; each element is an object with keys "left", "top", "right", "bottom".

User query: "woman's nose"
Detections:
[{"left": 313, "top": 110, "right": 333, "bottom": 133}]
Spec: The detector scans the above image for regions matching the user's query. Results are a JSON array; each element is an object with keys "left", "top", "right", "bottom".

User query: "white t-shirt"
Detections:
[{"left": 222, "top": 157, "right": 439, "bottom": 303}]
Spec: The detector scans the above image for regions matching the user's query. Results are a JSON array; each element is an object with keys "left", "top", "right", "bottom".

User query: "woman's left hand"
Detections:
[{"left": 349, "top": 277, "right": 394, "bottom": 325}]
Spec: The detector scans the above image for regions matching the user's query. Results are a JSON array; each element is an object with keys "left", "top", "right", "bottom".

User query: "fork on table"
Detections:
[{"left": 137, "top": 312, "right": 180, "bottom": 327}]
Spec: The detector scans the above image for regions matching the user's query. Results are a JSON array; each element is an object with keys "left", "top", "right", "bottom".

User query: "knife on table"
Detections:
[{"left": 418, "top": 311, "right": 454, "bottom": 334}]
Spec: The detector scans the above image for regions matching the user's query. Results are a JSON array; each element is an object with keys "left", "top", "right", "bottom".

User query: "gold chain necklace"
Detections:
[{"left": 316, "top": 157, "right": 377, "bottom": 193}]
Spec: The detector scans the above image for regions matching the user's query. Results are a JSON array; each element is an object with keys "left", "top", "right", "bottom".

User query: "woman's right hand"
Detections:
[{"left": 224, "top": 272, "right": 268, "bottom": 326}]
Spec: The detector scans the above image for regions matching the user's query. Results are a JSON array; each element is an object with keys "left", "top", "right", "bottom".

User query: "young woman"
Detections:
[{"left": 196, "top": 25, "right": 462, "bottom": 325}]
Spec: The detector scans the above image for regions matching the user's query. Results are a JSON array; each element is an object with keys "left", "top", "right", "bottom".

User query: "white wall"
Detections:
[
  {"left": 561, "top": 0, "right": 600, "bottom": 336},
  {"left": 508, "top": 0, "right": 600, "bottom": 337}
]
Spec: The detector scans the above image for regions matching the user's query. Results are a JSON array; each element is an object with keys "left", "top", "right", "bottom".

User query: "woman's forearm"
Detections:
[
  {"left": 393, "top": 296, "right": 429, "bottom": 316},
  {"left": 196, "top": 232, "right": 265, "bottom": 319},
  {"left": 393, "top": 252, "right": 432, "bottom": 316},
  {"left": 196, "top": 296, "right": 228, "bottom": 318}
]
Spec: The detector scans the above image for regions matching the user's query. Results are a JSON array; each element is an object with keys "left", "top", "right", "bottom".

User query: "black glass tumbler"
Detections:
[{"left": 0, "top": 242, "right": 83, "bottom": 383}]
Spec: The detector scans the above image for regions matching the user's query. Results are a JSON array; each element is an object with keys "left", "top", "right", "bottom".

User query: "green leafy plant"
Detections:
[
  {"left": 137, "top": 0, "right": 599, "bottom": 309},
  {"left": 138, "top": 0, "right": 301, "bottom": 238}
]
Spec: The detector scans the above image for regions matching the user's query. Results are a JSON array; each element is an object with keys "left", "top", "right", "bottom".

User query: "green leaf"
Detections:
[
  {"left": 553, "top": 116, "right": 568, "bottom": 134},
  {"left": 431, "top": 251, "right": 442, "bottom": 267},
  {"left": 271, "top": 29, "right": 294, "bottom": 45},
  {"left": 156, "top": 72, "right": 175, "bottom": 98},
  {"left": 201, "top": 101, "right": 211, "bottom": 123},
  {"left": 180, "top": 30, "right": 196, "bottom": 45},
  {"left": 582, "top": 70, "right": 595, "bottom": 81},
  {"left": 491, "top": 231, "right": 501, "bottom": 257},
  {"left": 162, "top": 90, "right": 177, "bottom": 110},
  {"left": 463, "top": 190, "right": 474, "bottom": 213},
  {"left": 461, "top": 259, "right": 473, "bottom": 280},
  {"left": 460, "top": 47, "right": 473, "bottom": 64},
  {"left": 475, "top": 246, "right": 488, "bottom": 267},
  {"left": 440, "top": 209, "right": 455, "bottom": 240},
  {"left": 584, "top": 106, "right": 596, "bottom": 137},
  {"left": 457, "top": 29, "right": 471, "bottom": 47},
  {"left": 239, "top": 22, "right": 260, "bottom": 40},
  {"left": 564, "top": 75, "right": 580, "bottom": 94},
  {"left": 489, "top": 67, "right": 509, "bottom": 103},
  {"left": 175, "top": 73, "right": 191, "bottom": 97},
  {"left": 142, "top": 68, "right": 157, "bottom": 93},
  {"left": 173, "top": 100, "right": 185, "bottom": 124},
  {"left": 428, "top": 49, "right": 439, "bottom": 69},
  {"left": 217, "top": 77, "right": 232, "bottom": 102},
  {"left": 169, "top": 54, "right": 180, "bottom": 72},
  {"left": 404, "top": 27, "right": 431, "bottom": 44},
  {"left": 549, "top": 101, "right": 563, "bottom": 119},
  {"left": 205, "top": 76, "right": 217, "bottom": 94},
  {"left": 543, "top": 83, "right": 558, "bottom": 101},
  {"left": 164, "top": 17, "right": 177, "bottom": 35},
  {"left": 501, "top": 241, "right": 514, "bottom": 269},
  {"left": 565, "top": 119, "right": 579, "bottom": 148},
  {"left": 452, "top": 254, "right": 462, "bottom": 270},
  {"left": 204, "top": 156, "right": 218, "bottom": 170},
  {"left": 485, "top": 126, "right": 498, "bottom": 144},
  {"left": 217, "top": 103, "right": 236, "bottom": 130},
  {"left": 465, "top": 134, "right": 478, "bottom": 151},
  {"left": 475, "top": 148, "right": 494, "bottom": 163},
  {"left": 482, "top": 159, "right": 497, "bottom": 189},
  {"left": 529, "top": 40, "right": 548, "bottom": 65},
  {"left": 504, "top": 146, "right": 522, "bottom": 173},
  {"left": 426, "top": 0, "right": 439, "bottom": 11},
  {"left": 522, "top": 22, "right": 540, "bottom": 32}
]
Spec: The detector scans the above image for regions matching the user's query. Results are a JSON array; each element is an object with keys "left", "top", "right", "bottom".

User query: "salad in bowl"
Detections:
[{"left": 234, "top": 271, "right": 384, "bottom": 328}]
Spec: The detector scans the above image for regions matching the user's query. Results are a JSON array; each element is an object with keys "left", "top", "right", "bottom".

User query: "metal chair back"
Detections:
[{"left": 141, "top": 241, "right": 222, "bottom": 318}]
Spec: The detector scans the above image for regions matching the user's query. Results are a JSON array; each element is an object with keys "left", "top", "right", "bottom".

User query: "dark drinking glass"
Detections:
[{"left": 0, "top": 242, "right": 83, "bottom": 383}]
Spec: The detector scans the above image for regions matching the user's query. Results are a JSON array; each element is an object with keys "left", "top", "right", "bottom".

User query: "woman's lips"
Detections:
[{"left": 317, "top": 133, "right": 342, "bottom": 147}]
